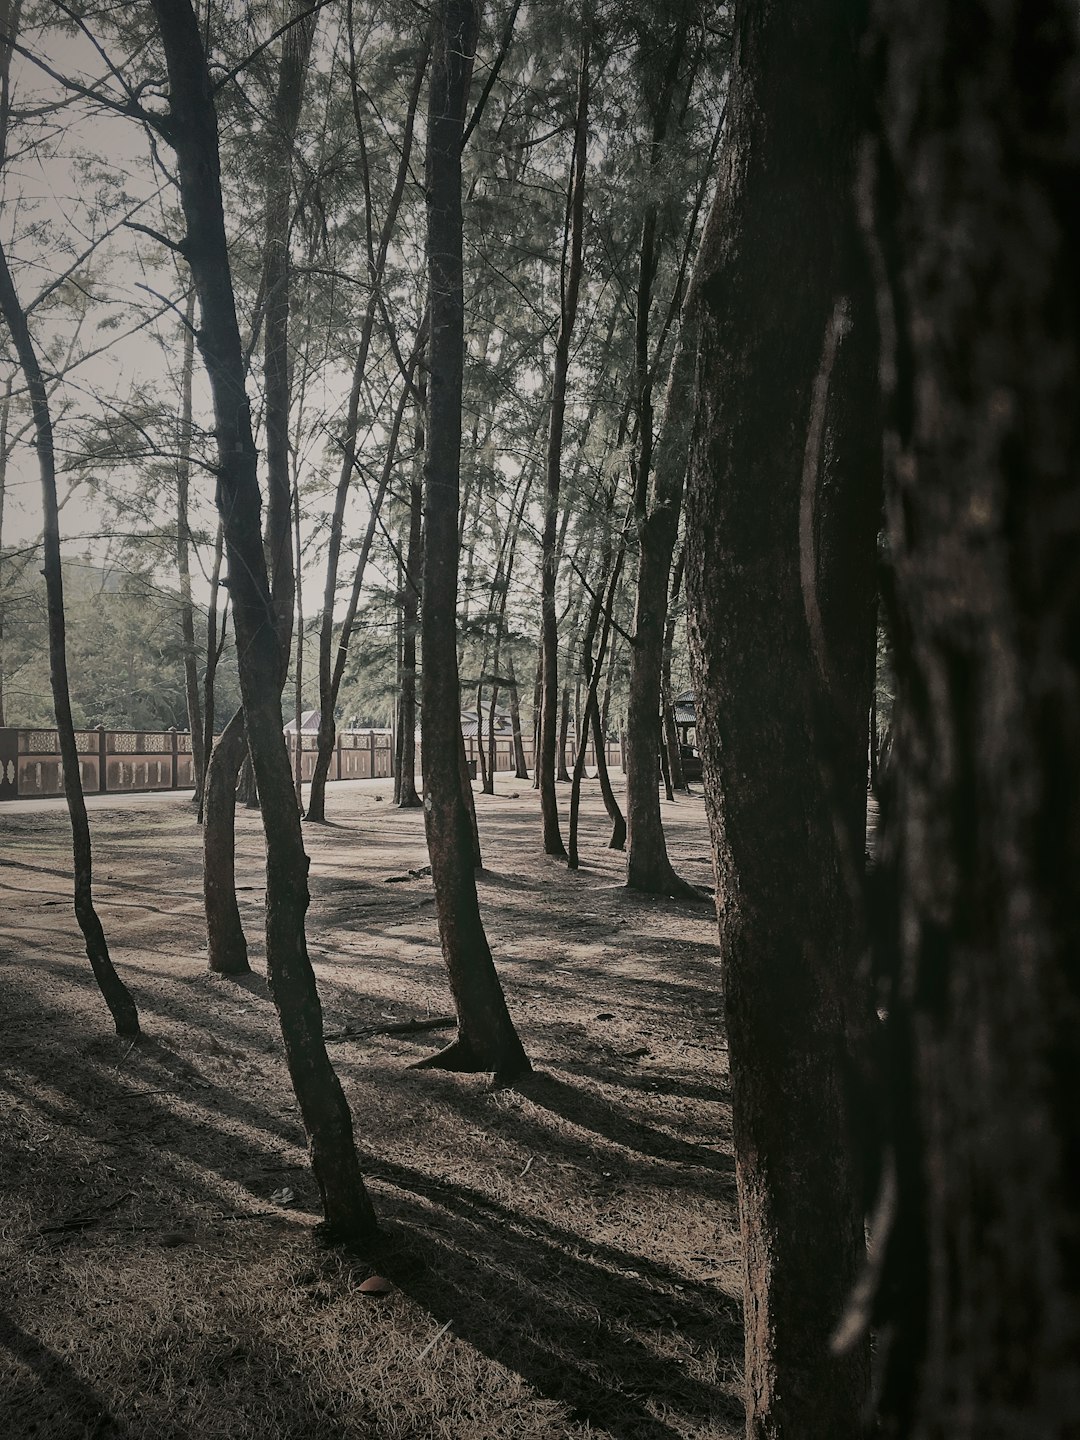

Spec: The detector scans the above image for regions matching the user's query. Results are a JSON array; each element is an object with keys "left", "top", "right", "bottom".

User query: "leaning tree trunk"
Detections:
[
  {"left": 860, "top": 4, "right": 1080, "bottom": 1436},
  {"left": 416, "top": 0, "right": 529, "bottom": 1081},
  {"left": 150, "top": 0, "right": 376, "bottom": 1245},
  {"left": 0, "top": 239, "right": 139, "bottom": 1038},
  {"left": 685, "top": 1, "right": 880, "bottom": 1435}
]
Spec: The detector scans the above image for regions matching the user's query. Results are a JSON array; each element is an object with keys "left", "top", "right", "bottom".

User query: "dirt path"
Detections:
[{"left": 0, "top": 777, "right": 740, "bottom": 1439}]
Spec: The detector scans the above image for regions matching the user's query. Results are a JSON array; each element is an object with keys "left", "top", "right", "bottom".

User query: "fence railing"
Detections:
[
  {"left": 0, "top": 724, "right": 623, "bottom": 803},
  {"left": 0, "top": 726, "right": 392, "bottom": 802}
]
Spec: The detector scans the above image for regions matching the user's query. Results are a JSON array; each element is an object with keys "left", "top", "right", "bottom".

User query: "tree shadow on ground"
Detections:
[{"left": 374, "top": 1161, "right": 744, "bottom": 1440}]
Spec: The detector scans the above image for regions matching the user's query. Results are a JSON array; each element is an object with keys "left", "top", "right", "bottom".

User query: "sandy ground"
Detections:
[{"left": 0, "top": 776, "right": 741, "bottom": 1439}]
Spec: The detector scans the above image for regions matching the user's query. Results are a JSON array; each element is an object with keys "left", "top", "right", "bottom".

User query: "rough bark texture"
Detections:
[
  {"left": 418, "top": 0, "right": 529, "bottom": 1082},
  {"left": 0, "top": 238, "right": 139, "bottom": 1039},
  {"left": 661, "top": 545, "right": 687, "bottom": 792},
  {"left": 685, "top": 2, "right": 879, "bottom": 1435},
  {"left": 150, "top": 0, "right": 376, "bottom": 1245},
  {"left": 203, "top": 708, "right": 249, "bottom": 974},
  {"left": 863, "top": 3, "right": 1080, "bottom": 1435},
  {"left": 625, "top": 320, "right": 699, "bottom": 896}
]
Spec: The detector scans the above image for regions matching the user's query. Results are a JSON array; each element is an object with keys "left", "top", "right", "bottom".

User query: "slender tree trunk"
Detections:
[
  {"left": 568, "top": 543, "right": 623, "bottom": 869},
  {"left": 531, "top": 643, "right": 542, "bottom": 790},
  {"left": 0, "top": 376, "right": 11, "bottom": 728},
  {"left": 308, "top": 357, "right": 415, "bottom": 820},
  {"left": 175, "top": 293, "right": 206, "bottom": 803},
  {"left": 417, "top": 0, "right": 528, "bottom": 1081},
  {"left": 507, "top": 653, "right": 529, "bottom": 779},
  {"left": 150, "top": 0, "right": 376, "bottom": 1245},
  {"left": 685, "top": 1, "right": 878, "bottom": 1433},
  {"left": 859, "top": 4, "right": 1080, "bottom": 1435},
  {"left": 307, "top": 32, "right": 429, "bottom": 823},
  {"left": 556, "top": 684, "right": 572, "bottom": 782},
  {"left": 540, "top": 14, "right": 590, "bottom": 857},
  {"left": 661, "top": 544, "right": 687, "bottom": 791},
  {"left": 396, "top": 402, "right": 423, "bottom": 808},
  {"left": 199, "top": 519, "right": 226, "bottom": 822},
  {"left": 625, "top": 317, "right": 700, "bottom": 897},
  {"left": 0, "top": 236, "right": 139, "bottom": 1038}
]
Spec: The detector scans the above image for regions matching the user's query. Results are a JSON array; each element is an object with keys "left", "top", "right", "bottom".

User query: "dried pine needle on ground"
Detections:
[{"left": 0, "top": 779, "right": 741, "bottom": 1439}]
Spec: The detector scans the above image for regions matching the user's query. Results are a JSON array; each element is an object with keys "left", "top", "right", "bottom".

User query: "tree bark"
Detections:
[
  {"left": 203, "top": 708, "right": 249, "bottom": 974},
  {"left": 417, "top": 0, "right": 529, "bottom": 1082},
  {"left": 0, "top": 235, "right": 139, "bottom": 1039},
  {"left": 661, "top": 544, "right": 687, "bottom": 792},
  {"left": 625, "top": 316, "right": 700, "bottom": 897},
  {"left": 150, "top": 0, "right": 377, "bottom": 1245},
  {"left": 685, "top": 1, "right": 879, "bottom": 1434},
  {"left": 507, "top": 653, "right": 529, "bottom": 779},
  {"left": 860, "top": 4, "right": 1080, "bottom": 1435},
  {"left": 396, "top": 396, "right": 423, "bottom": 809},
  {"left": 539, "top": 13, "right": 589, "bottom": 858},
  {"left": 307, "top": 29, "right": 428, "bottom": 823},
  {"left": 175, "top": 293, "right": 206, "bottom": 805}
]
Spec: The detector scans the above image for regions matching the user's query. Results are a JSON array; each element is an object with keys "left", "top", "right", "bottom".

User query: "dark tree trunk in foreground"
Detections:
[
  {"left": 685, "top": 2, "right": 879, "bottom": 1435},
  {"left": 150, "top": 0, "right": 376, "bottom": 1245},
  {"left": 861, "top": 5, "right": 1080, "bottom": 1436},
  {"left": 0, "top": 243, "right": 139, "bottom": 1039},
  {"left": 417, "top": 0, "right": 529, "bottom": 1082}
]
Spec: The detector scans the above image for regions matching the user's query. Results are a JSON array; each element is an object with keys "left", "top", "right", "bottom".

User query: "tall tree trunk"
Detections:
[
  {"left": 661, "top": 544, "right": 687, "bottom": 791},
  {"left": 396, "top": 398, "right": 423, "bottom": 809},
  {"left": 175, "top": 293, "right": 206, "bottom": 804},
  {"left": 150, "top": 0, "right": 376, "bottom": 1245},
  {"left": 539, "top": 13, "right": 590, "bottom": 857},
  {"left": 307, "top": 31, "right": 429, "bottom": 823},
  {"left": 507, "top": 653, "right": 529, "bottom": 779},
  {"left": 625, "top": 317, "right": 700, "bottom": 896},
  {"left": 685, "top": 0, "right": 879, "bottom": 1434},
  {"left": 417, "top": 0, "right": 529, "bottom": 1081},
  {"left": 859, "top": 4, "right": 1080, "bottom": 1435},
  {"left": 0, "top": 237, "right": 139, "bottom": 1039}
]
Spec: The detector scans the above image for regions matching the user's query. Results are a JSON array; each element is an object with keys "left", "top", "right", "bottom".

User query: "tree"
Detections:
[
  {"left": 855, "top": 4, "right": 1080, "bottom": 1435},
  {"left": 417, "top": 0, "right": 529, "bottom": 1082},
  {"left": 148, "top": 0, "right": 377, "bottom": 1245},
  {"left": 0, "top": 0, "right": 138, "bottom": 1038},
  {"left": 685, "top": 0, "right": 880, "bottom": 1433},
  {"left": 538, "top": 5, "right": 590, "bottom": 859}
]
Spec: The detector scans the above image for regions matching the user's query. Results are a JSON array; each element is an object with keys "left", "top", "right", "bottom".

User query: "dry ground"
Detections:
[{"left": 0, "top": 777, "right": 741, "bottom": 1440}]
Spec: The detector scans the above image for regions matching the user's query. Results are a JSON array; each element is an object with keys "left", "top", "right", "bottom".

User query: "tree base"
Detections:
[
  {"left": 313, "top": 1215, "right": 380, "bottom": 1252},
  {"left": 625, "top": 866, "right": 711, "bottom": 903},
  {"left": 410, "top": 1036, "right": 533, "bottom": 1086}
]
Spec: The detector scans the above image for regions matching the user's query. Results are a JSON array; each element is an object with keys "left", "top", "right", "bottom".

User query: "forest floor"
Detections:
[{"left": 0, "top": 777, "right": 741, "bottom": 1440}]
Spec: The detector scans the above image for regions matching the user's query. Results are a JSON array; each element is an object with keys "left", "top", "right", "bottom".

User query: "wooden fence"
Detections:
[
  {"left": 0, "top": 724, "right": 623, "bottom": 803},
  {"left": 0, "top": 726, "right": 392, "bottom": 802}
]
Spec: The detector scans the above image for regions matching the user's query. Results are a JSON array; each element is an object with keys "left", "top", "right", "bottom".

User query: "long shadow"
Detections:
[
  {"left": 372, "top": 1159, "right": 744, "bottom": 1439},
  {"left": 0, "top": 1310, "right": 125, "bottom": 1437},
  {"left": 517, "top": 1070, "right": 734, "bottom": 1177}
]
